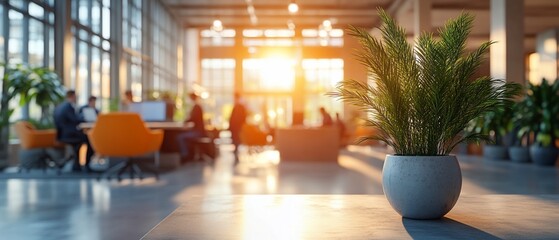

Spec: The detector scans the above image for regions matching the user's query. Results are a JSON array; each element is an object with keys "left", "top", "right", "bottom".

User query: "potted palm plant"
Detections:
[
  {"left": 524, "top": 79, "right": 559, "bottom": 166},
  {"left": 333, "top": 10, "right": 520, "bottom": 219}
]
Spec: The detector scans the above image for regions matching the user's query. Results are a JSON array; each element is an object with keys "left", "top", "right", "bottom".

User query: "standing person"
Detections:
[
  {"left": 53, "top": 90, "right": 95, "bottom": 172},
  {"left": 319, "top": 107, "right": 333, "bottom": 126},
  {"left": 228, "top": 92, "right": 247, "bottom": 165},
  {"left": 120, "top": 90, "right": 134, "bottom": 111},
  {"left": 176, "top": 93, "right": 207, "bottom": 163}
]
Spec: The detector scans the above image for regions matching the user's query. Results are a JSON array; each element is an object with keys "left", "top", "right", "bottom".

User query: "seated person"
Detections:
[
  {"left": 79, "top": 96, "right": 99, "bottom": 122},
  {"left": 176, "top": 93, "right": 207, "bottom": 162},
  {"left": 53, "top": 90, "right": 95, "bottom": 172}
]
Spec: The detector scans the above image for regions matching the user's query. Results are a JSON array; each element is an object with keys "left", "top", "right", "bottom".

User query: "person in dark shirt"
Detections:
[
  {"left": 79, "top": 96, "right": 100, "bottom": 116},
  {"left": 53, "top": 90, "right": 95, "bottom": 172},
  {"left": 176, "top": 93, "right": 207, "bottom": 162},
  {"left": 228, "top": 92, "right": 247, "bottom": 165},
  {"left": 319, "top": 107, "right": 333, "bottom": 126}
]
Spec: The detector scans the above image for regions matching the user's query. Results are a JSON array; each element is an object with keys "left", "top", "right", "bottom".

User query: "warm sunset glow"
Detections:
[{"left": 245, "top": 56, "right": 296, "bottom": 90}]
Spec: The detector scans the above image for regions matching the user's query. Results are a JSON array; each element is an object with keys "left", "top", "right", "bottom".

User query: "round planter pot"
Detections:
[
  {"left": 383, "top": 155, "right": 462, "bottom": 220},
  {"left": 483, "top": 145, "right": 508, "bottom": 160},
  {"left": 508, "top": 146, "right": 530, "bottom": 163},
  {"left": 530, "top": 146, "right": 558, "bottom": 166}
]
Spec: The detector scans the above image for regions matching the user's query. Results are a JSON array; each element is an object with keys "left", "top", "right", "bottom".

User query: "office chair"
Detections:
[{"left": 87, "top": 113, "right": 163, "bottom": 181}]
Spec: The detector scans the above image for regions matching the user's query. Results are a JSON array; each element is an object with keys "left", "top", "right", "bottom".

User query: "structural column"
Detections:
[
  {"left": 292, "top": 30, "right": 305, "bottom": 126},
  {"left": 413, "top": 0, "right": 431, "bottom": 38},
  {"left": 490, "top": 0, "right": 525, "bottom": 84},
  {"left": 110, "top": 0, "right": 124, "bottom": 99},
  {"left": 54, "top": 0, "right": 73, "bottom": 87},
  {"left": 184, "top": 28, "right": 199, "bottom": 87}
]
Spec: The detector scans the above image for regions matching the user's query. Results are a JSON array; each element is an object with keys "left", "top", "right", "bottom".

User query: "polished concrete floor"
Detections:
[{"left": 0, "top": 145, "right": 558, "bottom": 240}]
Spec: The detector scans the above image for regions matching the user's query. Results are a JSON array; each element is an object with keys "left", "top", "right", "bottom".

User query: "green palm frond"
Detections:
[{"left": 331, "top": 9, "right": 521, "bottom": 155}]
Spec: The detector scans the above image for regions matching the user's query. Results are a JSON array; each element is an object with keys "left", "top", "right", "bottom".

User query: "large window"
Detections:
[
  {"left": 71, "top": 0, "right": 111, "bottom": 109},
  {"left": 243, "top": 95, "right": 293, "bottom": 128},
  {"left": 201, "top": 59, "right": 235, "bottom": 128},
  {"left": 1, "top": 0, "right": 56, "bottom": 120},
  {"left": 121, "top": 0, "right": 143, "bottom": 101},
  {"left": 303, "top": 59, "right": 344, "bottom": 126},
  {"left": 148, "top": 1, "right": 181, "bottom": 95},
  {"left": 243, "top": 58, "right": 296, "bottom": 91}
]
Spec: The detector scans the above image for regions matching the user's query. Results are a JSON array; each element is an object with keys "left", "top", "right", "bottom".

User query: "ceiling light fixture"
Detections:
[
  {"left": 287, "top": 20, "right": 296, "bottom": 30},
  {"left": 211, "top": 19, "right": 223, "bottom": 32},
  {"left": 288, "top": 1, "right": 299, "bottom": 14},
  {"left": 322, "top": 20, "right": 332, "bottom": 31},
  {"left": 245, "top": 0, "right": 258, "bottom": 25}
]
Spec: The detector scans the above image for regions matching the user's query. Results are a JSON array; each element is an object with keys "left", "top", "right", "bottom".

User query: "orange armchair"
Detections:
[
  {"left": 15, "top": 121, "right": 59, "bottom": 149},
  {"left": 240, "top": 124, "right": 268, "bottom": 147},
  {"left": 14, "top": 121, "right": 62, "bottom": 172},
  {"left": 87, "top": 113, "right": 164, "bottom": 180},
  {"left": 239, "top": 124, "right": 269, "bottom": 158}
]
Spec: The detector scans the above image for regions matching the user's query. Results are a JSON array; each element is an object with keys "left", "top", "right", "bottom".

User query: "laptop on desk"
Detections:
[
  {"left": 129, "top": 101, "right": 167, "bottom": 122},
  {"left": 82, "top": 107, "right": 98, "bottom": 122}
]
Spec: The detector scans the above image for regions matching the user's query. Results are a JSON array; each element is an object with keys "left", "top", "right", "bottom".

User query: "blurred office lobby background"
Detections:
[{"left": 1, "top": 0, "right": 559, "bottom": 239}]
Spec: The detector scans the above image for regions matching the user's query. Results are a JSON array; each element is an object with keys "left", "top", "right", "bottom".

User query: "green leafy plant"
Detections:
[
  {"left": 30, "top": 67, "right": 65, "bottom": 126},
  {"left": 518, "top": 79, "right": 559, "bottom": 147},
  {"left": 331, "top": 9, "right": 521, "bottom": 156},
  {"left": 466, "top": 105, "right": 514, "bottom": 146},
  {"left": 511, "top": 96, "right": 533, "bottom": 147}
]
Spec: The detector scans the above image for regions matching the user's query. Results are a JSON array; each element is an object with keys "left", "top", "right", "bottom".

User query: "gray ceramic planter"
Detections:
[
  {"left": 383, "top": 155, "right": 462, "bottom": 219},
  {"left": 530, "top": 146, "right": 558, "bottom": 166},
  {"left": 508, "top": 146, "right": 530, "bottom": 163},
  {"left": 483, "top": 145, "right": 508, "bottom": 160}
]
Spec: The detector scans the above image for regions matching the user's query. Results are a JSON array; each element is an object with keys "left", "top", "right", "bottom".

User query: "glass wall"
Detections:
[
  {"left": 70, "top": 0, "right": 111, "bottom": 109},
  {"left": 1, "top": 0, "right": 56, "bottom": 121},
  {"left": 243, "top": 58, "right": 296, "bottom": 91},
  {"left": 303, "top": 58, "right": 344, "bottom": 126},
  {"left": 147, "top": 0, "right": 181, "bottom": 97},
  {"left": 122, "top": 0, "right": 143, "bottom": 101},
  {"left": 200, "top": 59, "right": 235, "bottom": 129},
  {"left": 2, "top": 0, "right": 55, "bottom": 66},
  {"left": 119, "top": 0, "right": 182, "bottom": 105}
]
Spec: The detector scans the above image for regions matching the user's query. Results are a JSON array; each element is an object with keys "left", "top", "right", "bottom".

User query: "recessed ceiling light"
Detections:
[{"left": 288, "top": 1, "right": 299, "bottom": 14}]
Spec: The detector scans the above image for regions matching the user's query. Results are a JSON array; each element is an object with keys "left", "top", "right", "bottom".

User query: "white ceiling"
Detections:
[{"left": 160, "top": 0, "right": 559, "bottom": 52}]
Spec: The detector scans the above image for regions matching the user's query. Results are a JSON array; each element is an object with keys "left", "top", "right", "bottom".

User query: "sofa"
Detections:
[{"left": 274, "top": 126, "right": 340, "bottom": 162}]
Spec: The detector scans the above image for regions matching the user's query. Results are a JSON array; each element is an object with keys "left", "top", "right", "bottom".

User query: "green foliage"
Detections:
[
  {"left": 510, "top": 99, "right": 532, "bottom": 146},
  {"left": 30, "top": 67, "right": 65, "bottom": 126},
  {"left": 517, "top": 79, "right": 559, "bottom": 147},
  {"left": 331, "top": 9, "right": 521, "bottom": 156},
  {"left": 108, "top": 97, "right": 120, "bottom": 112},
  {"left": 466, "top": 105, "right": 514, "bottom": 146},
  {"left": 27, "top": 118, "right": 56, "bottom": 130}
]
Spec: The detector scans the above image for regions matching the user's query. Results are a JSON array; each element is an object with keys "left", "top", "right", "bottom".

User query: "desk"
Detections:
[
  {"left": 80, "top": 121, "right": 193, "bottom": 168},
  {"left": 142, "top": 195, "right": 559, "bottom": 239},
  {"left": 78, "top": 121, "right": 192, "bottom": 130}
]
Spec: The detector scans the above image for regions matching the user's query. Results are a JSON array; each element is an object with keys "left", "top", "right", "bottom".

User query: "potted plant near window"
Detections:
[
  {"left": 332, "top": 10, "right": 520, "bottom": 219},
  {"left": 1, "top": 63, "right": 35, "bottom": 168},
  {"left": 29, "top": 66, "right": 65, "bottom": 127},
  {"left": 523, "top": 79, "right": 559, "bottom": 166}
]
